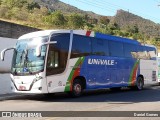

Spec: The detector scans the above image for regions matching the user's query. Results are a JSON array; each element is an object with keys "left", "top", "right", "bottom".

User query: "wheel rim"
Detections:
[{"left": 74, "top": 84, "right": 81, "bottom": 95}]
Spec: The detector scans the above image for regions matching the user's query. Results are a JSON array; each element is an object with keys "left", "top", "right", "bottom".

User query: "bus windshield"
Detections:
[{"left": 11, "top": 36, "right": 48, "bottom": 75}]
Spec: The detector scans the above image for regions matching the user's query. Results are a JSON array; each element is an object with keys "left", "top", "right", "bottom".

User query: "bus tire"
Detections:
[
  {"left": 71, "top": 79, "right": 83, "bottom": 97},
  {"left": 135, "top": 76, "right": 144, "bottom": 90}
]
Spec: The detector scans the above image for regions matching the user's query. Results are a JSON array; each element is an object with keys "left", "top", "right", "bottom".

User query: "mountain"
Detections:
[
  {"left": 114, "top": 10, "right": 160, "bottom": 38},
  {"left": 0, "top": 0, "right": 159, "bottom": 42},
  {"left": 34, "top": 0, "right": 103, "bottom": 19},
  {"left": 35, "top": 0, "right": 160, "bottom": 38}
]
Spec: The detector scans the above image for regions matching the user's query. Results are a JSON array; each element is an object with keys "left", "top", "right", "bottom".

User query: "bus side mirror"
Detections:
[
  {"left": 35, "top": 41, "right": 57, "bottom": 57},
  {"left": 1, "top": 48, "right": 15, "bottom": 61},
  {"left": 1, "top": 49, "right": 6, "bottom": 61}
]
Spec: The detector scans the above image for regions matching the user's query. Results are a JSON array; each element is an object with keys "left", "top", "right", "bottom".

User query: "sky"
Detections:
[{"left": 59, "top": 0, "right": 160, "bottom": 24}]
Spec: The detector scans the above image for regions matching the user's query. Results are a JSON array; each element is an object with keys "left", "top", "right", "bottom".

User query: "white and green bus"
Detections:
[{"left": 1, "top": 30, "right": 158, "bottom": 97}]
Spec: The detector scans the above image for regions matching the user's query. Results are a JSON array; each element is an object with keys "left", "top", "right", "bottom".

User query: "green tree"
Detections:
[
  {"left": 118, "top": 31, "right": 125, "bottom": 37},
  {"left": 123, "top": 31, "right": 130, "bottom": 37},
  {"left": 2, "top": 0, "right": 28, "bottom": 8},
  {"left": 84, "top": 14, "right": 89, "bottom": 22},
  {"left": 126, "top": 25, "right": 139, "bottom": 34},
  {"left": 52, "top": 11, "right": 66, "bottom": 26},
  {"left": 27, "top": 1, "right": 40, "bottom": 10},
  {"left": 100, "top": 16, "right": 110, "bottom": 25},
  {"left": 12, "top": 7, "right": 28, "bottom": 21},
  {"left": 84, "top": 23, "right": 94, "bottom": 30},
  {"left": 108, "top": 22, "right": 119, "bottom": 31},
  {"left": 40, "top": 7, "right": 49, "bottom": 16},
  {"left": 0, "top": 5, "right": 9, "bottom": 18},
  {"left": 44, "top": 11, "right": 66, "bottom": 27},
  {"left": 68, "top": 13, "right": 84, "bottom": 29},
  {"left": 151, "top": 38, "right": 160, "bottom": 48}
]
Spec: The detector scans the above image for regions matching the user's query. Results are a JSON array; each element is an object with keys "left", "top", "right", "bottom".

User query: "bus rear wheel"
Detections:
[
  {"left": 70, "top": 79, "right": 83, "bottom": 97},
  {"left": 135, "top": 76, "right": 144, "bottom": 90}
]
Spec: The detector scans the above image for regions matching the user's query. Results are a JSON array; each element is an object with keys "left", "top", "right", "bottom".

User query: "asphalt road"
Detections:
[{"left": 0, "top": 85, "right": 160, "bottom": 120}]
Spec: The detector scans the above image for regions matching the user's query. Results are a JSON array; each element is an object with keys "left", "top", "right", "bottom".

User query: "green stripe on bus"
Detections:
[
  {"left": 64, "top": 57, "right": 85, "bottom": 92},
  {"left": 128, "top": 60, "right": 140, "bottom": 86}
]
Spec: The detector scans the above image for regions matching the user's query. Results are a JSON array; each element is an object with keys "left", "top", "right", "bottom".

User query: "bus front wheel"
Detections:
[{"left": 70, "top": 79, "right": 83, "bottom": 97}]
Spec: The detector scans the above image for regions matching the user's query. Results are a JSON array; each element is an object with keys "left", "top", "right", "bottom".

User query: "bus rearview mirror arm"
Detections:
[
  {"left": 1, "top": 47, "right": 15, "bottom": 61},
  {"left": 36, "top": 41, "right": 57, "bottom": 57}
]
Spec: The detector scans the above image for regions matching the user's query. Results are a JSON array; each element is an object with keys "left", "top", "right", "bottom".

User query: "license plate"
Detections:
[{"left": 19, "top": 86, "right": 26, "bottom": 90}]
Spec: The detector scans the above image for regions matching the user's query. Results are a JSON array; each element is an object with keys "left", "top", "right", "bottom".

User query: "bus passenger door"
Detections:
[
  {"left": 46, "top": 33, "right": 70, "bottom": 93},
  {"left": 46, "top": 44, "right": 69, "bottom": 93},
  {"left": 46, "top": 50, "right": 61, "bottom": 93}
]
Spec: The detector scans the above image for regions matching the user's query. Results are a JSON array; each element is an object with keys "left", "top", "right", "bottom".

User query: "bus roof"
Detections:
[
  {"left": 74, "top": 30, "right": 140, "bottom": 45},
  {"left": 95, "top": 32, "right": 140, "bottom": 45},
  {"left": 18, "top": 30, "right": 140, "bottom": 45},
  {"left": 18, "top": 30, "right": 70, "bottom": 40}
]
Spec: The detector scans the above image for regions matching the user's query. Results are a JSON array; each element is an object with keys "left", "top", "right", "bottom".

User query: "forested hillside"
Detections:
[
  {"left": 0, "top": 0, "right": 160, "bottom": 48},
  {"left": 115, "top": 10, "right": 160, "bottom": 40},
  {"left": 34, "top": 0, "right": 102, "bottom": 19}
]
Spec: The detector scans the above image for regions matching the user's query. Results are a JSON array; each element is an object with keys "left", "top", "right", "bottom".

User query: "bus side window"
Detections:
[
  {"left": 124, "top": 43, "right": 137, "bottom": 58},
  {"left": 71, "top": 35, "right": 91, "bottom": 58},
  {"left": 91, "top": 38, "right": 109, "bottom": 56},
  {"left": 108, "top": 41, "right": 124, "bottom": 57},
  {"left": 47, "top": 50, "right": 59, "bottom": 68},
  {"left": 147, "top": 47, "right": 157, "bottom": 60}
]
